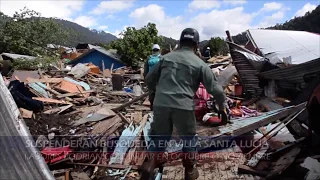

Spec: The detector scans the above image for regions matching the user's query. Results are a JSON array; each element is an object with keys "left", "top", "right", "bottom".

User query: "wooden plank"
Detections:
[
  {"left": 102, "top": 60, "right": 105, "bottom": 78},
  {"left": 26, "top": 78, "right": 63, "bottom": 84},
  {"left": 54, "top": 80, "right": 85, "bottom": 94},
  {"left": 111, "top": 92, "right": 150, "bottom": 112},
  {"left": 19, "top": 108, "right": 33, "bottom": 119},
  {"left": 89, "top": 115, "right": 121, "bottom": 135},
  {"left": 247, "top": 143, "right": 269, "bottom": 167},
  {"left": 32, "top": 97, "right": 71, "bottom": 104},
  {"left": 73, "top": 106, "right": 116, "bottom": 126},
  {"left": 133, "top": 105, "right": 151, "bottom": 111},
  {"left": 45, "top": 87, "right": 73, "bottom": 102},
  {"left": 267, "top": 146, "right": 301, "bottom": 179},
  {"left": 56, "top": 90, "right": 95, "bottom": 98},
  {"left": 118, "top": 113, "right": 131, "bottom": 124},
  {"left": 109, "top": 91, "right": 134, "bottom": 97},
  {"left": 131, "top": 111, "right": 142, "bottom": 124},
  {"left": 66, "top": 162, "right": 140, "bottom": 170},
  {"left": 103, "top": 69, "right": 112, "bottom": 78},
  {"left": 142, "top": 97, "right": 150, "bottom": 106},
  {"left": 238, "top": 165, "right": 268, "bottom": 177},
  {"left": 65, "top": 171, "right": 70, "bottom": 180},
  {"left": 43, "top": 104, "right": 73, "bottom": 115}
]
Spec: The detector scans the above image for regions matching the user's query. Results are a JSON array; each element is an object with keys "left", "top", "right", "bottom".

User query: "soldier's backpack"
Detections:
[{"left": 148, "top": 54, "right": 161, "bottom": 72}]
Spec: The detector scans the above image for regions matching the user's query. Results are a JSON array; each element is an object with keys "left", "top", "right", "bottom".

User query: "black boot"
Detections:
[
  {"left": 182, "top": 153, "right": 199, "bottom": 180},
  {"left": 184, "top": 164, "right": 199, "bottom": 180},
  {"left": 140, "top": 158, "right": 158, "bottom": 180}
]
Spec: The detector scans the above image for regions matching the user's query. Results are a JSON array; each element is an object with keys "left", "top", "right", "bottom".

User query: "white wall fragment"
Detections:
[{"left": 300, "top": 157, "right": 320, "bottom": 180}]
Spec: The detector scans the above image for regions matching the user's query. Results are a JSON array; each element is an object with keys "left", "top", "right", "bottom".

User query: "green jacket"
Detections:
[{"left": 145, "top": 47, "right": 226, "bottom": 111}]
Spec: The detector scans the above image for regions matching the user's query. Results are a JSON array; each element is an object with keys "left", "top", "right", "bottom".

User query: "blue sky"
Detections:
[{"left": 0, "top": 0, "right": 319, "bottom": 40}]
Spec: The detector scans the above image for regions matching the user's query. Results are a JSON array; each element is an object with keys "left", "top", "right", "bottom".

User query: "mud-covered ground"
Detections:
[{"left": 24, "top": 111, "right": 81, "bottom": 136}]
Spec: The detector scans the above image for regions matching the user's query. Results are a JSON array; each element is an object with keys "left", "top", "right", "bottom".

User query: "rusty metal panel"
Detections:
[
  {"left": 258, "top": 58, "right": 320, "bottom": 90},
  {"left": 227, "top": 42, "right": 263, "bottom": 98},
  {"left": 55, "top": 80, "right": 84, "bottom": 93}
]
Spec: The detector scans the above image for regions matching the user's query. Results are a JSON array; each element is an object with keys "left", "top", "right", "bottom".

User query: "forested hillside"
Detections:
[
  {"left": 0, "top": 12, "right": 117, "bottom": 48},
  {"left": 54, "top": 19, "right": 117, "bottom": 46}
]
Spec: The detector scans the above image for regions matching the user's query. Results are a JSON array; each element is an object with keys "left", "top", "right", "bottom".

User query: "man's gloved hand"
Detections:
[
  {"left": 216, "top": 102, "right": 229, "bottom": 125},
  {"left": 217, "top": 108, "right": 228, "bottom": 125}
]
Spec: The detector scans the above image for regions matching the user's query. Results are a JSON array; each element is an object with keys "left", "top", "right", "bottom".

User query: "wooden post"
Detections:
[
  {"left": 102, "top": 60, "right": 105, "bottom": 78},
  {"left": 110, "top": 63, "right": 114, "bottom": 72},
  {"left": 112, "top": 73, "right": 124, "bottom": 91},
  {"left": 226, "top": 30, "right": 234, "bottom": 42}
]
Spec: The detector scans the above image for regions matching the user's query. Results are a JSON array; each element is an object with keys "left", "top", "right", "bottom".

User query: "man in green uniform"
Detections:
[{"left": 141, "top": 28, "right": 227, "bottom": 180}]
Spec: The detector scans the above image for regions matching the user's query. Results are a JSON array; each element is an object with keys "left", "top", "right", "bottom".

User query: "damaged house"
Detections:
[{"left": 68, "top": 47, "right": 124, "bottom": 71}]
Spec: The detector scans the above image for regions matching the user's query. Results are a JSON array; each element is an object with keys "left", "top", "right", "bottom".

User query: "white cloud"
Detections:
[
  {"left": 223, "top": 0, "right": 247, "bottom": 6},
  {"left": 106, "top": 14, "right": 116, "bottom": 19},
  {"left": 260, "top": 2, "right": 283, "bottom": 12},
  {"left": 90, "top": 0, "right": 134, "bottom": 15},
  {"left": 190, "top": 7, "right": 253, "bottom": 39},
  {"left": 110, "top": 25, "right": 130, "bottom": 38},
  {"left": 294, "top": 3, "right": 317, "bottom": 17},
  {"left": 97, "top": 25, "right": 109, "bottom": 30},
  {"left": 0, "top": 0, "right": 84, "bottom": 19},
  {"left": 73, "top": 16, "right": 97, "bottom": 27},
  {"left": 130, "top": 4, "right": 184, "bottom": 39},
  {"left": 129, "top": 4, "right": 254, "bottom": 40},
  {"left": 188, "top": 0, "right": 220, "bottom": 10},
  {"left": 259, "top": 11, "right": 285, "bottom": 27}
]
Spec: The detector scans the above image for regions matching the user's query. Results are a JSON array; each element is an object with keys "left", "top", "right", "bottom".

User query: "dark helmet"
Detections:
[{"left": 179, "top": 28, "right": 200, "bottom": 44}]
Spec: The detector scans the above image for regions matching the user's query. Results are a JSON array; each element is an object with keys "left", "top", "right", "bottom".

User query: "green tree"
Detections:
[
  {"left": 107, "top": 23, "right": 163, "bottom": 66},
  {"left": 0, "top": 7, "right": 72, "bottom": 56},
  {"left": 160, "top": 36, "right": 178, "bottom": 52},
  {"left": 204, "top": 37, "right": 228, "bottom": 56}
]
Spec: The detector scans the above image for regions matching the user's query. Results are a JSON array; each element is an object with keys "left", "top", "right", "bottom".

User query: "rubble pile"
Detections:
[{"left": 0, "top": 29, "right": 320, "bottom": 180}]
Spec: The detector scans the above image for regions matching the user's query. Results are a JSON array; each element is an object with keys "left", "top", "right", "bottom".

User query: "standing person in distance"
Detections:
[
  {"left": 203, "top": 46, "right": 211, "bottom": 63},
  {"left": 143, "top": 44, "right": 162, "bottom": 111}
]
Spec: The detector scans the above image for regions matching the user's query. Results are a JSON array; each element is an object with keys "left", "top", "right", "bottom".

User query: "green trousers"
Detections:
[{"left": 148, "top": 106, "right": 198, "bottom": 163}]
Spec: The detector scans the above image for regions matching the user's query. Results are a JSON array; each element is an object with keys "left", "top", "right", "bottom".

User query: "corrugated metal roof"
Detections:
[
  {"left": 227, "top": 42, "right": 263, "bottom": 98},
  {"left": 95, "top": 48, "right": 120, "bottom": 60},
  {"left": 69, "top": 47, "right": 122, "bottom": 65},
  {"left": 0, "top": 74, "right": 54, "bottom": 180},
  {"left": 258, "top": 57, "right": 320, "bottom": 90},
  {"left": 247, "top": 29, "right": 320, "bottom": 65},
  {"left": 47, "top": 44, "right": 72, "bottom": 50},
  {"left": 1, "top": 53, "right": 36, "bottom": 60},
  {"left": 88, "top": 44, "right": 102, "bottom": 49}
]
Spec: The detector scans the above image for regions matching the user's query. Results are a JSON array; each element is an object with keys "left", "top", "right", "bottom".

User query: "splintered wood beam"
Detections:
[
  {"left": 112, "top": 92, "right": 150, "bottom": 112},
  {"left": 238, "top": 165, "right": 268, "bottom": 177},
  {"left": 67, "top": 162, "right": 140, "bottom": 170}
]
